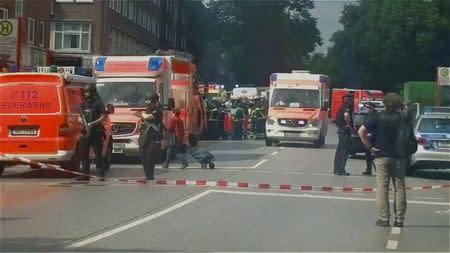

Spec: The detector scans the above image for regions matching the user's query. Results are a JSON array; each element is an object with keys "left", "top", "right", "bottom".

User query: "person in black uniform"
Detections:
[
  {"left": 135, "top": 93, "right": 163, "bottom": 181},
  {"left": 362, "top": 101, "right": 378, "bottom": 175},
  {"left": 333, "top": 94, "right": 354, "bottom": 176},
  {"left": 77, "top": 84, "right": 107, "bottom": 181}
]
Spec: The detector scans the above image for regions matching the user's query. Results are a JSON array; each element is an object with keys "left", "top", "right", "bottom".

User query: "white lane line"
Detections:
[
  {"left": 386, "top": 240, "right": 398, "bottom": 250},
  {"left": 284, "top": 172, "right": 305, "bottom": 175},
  {"left": 251, "top": 170, "right": 273, "bottom": 174},
  {"left": 391, "top": 227, "right": 401, "bottom": 235},
  {"left": 270, "top": 151, "right": 279, "bottom": 156},
  {"left": 251, "top": 158, "right": 268, "bottom": 169},
  {"left": 312, "top": 173, "right": 334, "bottom": 176},
  {"left": 209, "top": 190, "right": 450, "bottom": 206},
  {"left": 65, "top": 190, "right": 212, "bottom": 249},
  {"left": 280, "top": 146, "right": 285, "bottom": 150},
  {"left": 415, "top": 197, "right": 444, "bottom": 200}
]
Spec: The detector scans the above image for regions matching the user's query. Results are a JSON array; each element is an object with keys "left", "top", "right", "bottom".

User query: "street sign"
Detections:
[
  {"left": 0, "top": 19, "right": 19, "bottom": 69},
  {"left": 437, "top": 67, "right": 450, "bottom": 86}
]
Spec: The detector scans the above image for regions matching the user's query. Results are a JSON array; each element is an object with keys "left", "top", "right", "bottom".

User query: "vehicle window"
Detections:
[
  {"left": 418, "top": 118, "right": 450, "bottom": 133},
  {"left": 96, "top": 82, "right": 156, "bottom": 107},
  {"left": 0, "top": 85, "right": 60, "bottom": 113},
  {"left": 270, "top": 89, "right": 320, "bottom": 108}
]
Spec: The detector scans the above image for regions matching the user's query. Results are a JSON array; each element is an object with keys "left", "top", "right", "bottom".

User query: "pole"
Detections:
[
  {"left": 16, "top": 16, "right": 22, "bottom": 72},
  {"left": 436, "top": 66, "right": 440, "bottom": 106}
]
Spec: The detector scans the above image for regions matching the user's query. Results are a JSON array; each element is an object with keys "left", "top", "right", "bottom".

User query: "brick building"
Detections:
[{"left": 0, "top": 0, "right": 198, "bottom": 72}]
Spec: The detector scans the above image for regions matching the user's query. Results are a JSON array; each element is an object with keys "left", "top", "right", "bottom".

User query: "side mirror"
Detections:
[
  {"left": 106, "top": 104, "right": 115, "bottom": 114},
  {"left": 167, "top": 98, "right": 175, "bottom": 111}
]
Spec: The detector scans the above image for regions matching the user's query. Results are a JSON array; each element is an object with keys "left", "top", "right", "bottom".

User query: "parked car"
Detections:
[{"left": 408, "top": 112, "right": 450, "bottom": 174}]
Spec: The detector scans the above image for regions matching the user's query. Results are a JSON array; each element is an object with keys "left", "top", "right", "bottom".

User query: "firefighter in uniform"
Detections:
[
  {"left": 77, "top": 84, "right": 107, "bottom": 181},
  {"left": 232, "top": 101, "right": 245, "bottom": 140},
  {"left": 135, "top": 93, "right": 163, "bottom": 181},
  {"left": 251, "top": 102, "right": 266, "bottom": 135}
]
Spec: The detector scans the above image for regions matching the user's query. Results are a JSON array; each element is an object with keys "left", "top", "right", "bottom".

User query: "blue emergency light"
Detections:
[
  {"left": 270, "top": 73, "right": 277, "bottom": 81},
  {"left": 149, "top": 57, "right": 163, "bottom": 71},
  {"left": 95, "top": 57, "right": 107, "bottom": 71}
]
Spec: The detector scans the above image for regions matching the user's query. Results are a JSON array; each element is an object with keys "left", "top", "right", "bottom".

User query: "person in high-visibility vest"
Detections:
[
  {"left": 232, "top": 102, "right": 245, "bottom": 140},
  {"left": 251, "top": 106, "right": 265, "bottom": 134}
]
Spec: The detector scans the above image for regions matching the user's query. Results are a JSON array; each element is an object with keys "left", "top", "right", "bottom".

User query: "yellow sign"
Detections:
[{"left": 0, "top": 20, "right": 13, "bottom": 36}]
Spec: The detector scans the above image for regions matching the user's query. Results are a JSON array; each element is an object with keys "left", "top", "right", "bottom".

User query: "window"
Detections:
[
  {"left": 0, "top": 7, "right": 8, "bottom": 18},
  {"left": 52, "top": 21, "right": 91, "bottom": 52},
  {"left": 27, "top": 18, "right": 35, "bottom": 44},
  {"left": 39, "top": 21, "right": 45, "bottom": 47},
  {"left": 15, "top": 0, "right": 23, "bottom": 17}
]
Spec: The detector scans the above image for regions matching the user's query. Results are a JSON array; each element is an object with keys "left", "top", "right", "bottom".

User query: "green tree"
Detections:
[
  {"left": 208, "top": 0, "right": 321, "bottom": 87},
  {"left": 327, "top": 0, "right": 450, "bottom": 91}
]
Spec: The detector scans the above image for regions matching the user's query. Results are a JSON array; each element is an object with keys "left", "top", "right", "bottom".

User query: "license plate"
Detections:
[
  {"left": 113, "top": 143, "right": 125, "bottom": 149},
  {"left": 112, "top": 149, "right": 124, "bottom": 154},
  {"left": 10, "top": 128, "right": 38, "bottom": 136},
  {"left": 284, "top": 133, "right": 301, "bottom": 138}
]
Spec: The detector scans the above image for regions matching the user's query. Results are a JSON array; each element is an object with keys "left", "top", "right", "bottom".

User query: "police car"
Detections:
[{"left": 409, "top": 111, "right": 450, "bottom": 174}]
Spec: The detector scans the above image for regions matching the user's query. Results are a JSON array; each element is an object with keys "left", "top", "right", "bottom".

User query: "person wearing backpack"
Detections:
[{"left": 358, "top": 92, "right": 417, "bottom": 227}]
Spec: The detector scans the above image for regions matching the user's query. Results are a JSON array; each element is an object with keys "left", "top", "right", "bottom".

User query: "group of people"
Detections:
[
  {"left": 205, "top": 96, "right": 268, "bottom": 140},
  {"left": 333, "top": 92, "right": 413, "bottom": 227}
]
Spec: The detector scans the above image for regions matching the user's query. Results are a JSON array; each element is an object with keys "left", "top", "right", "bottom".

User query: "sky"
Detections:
[{"left": 310, "top": 0, "right": 356, "bottom": 54}]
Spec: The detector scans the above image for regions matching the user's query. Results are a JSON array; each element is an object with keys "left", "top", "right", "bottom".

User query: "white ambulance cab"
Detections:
[{"left": 265, "top": 70, "right": 330, "bottom": 147}]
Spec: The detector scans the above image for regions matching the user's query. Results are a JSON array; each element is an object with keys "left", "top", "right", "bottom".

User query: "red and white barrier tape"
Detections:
[
  {"left": 0, "top": 153, "right": 146, "bottom": 184},
  {"left": 1, "top": 153, "right": 449, "bottom": 192},
  {"left": 154, "top": 179, "right": 450, "bottom": 192}
]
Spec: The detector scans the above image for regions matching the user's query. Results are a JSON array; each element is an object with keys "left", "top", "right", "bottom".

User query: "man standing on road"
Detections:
[
  {"left": 78, "top": 85, "right": 107, "bottom": 181},
  {"left": 163, "top": 108, "right": 188, "bottom": 169},
  {"left": 135, "top": 93, "right": 163, "bottom": 181},
  {"left": 333, "top": 94, "right": 353, "bottom": 176},
  {"left": 358, "top": 92, "right": 406, "bottom": 227},
  {"left": 362, "top": 101, "right": 378, "bottom": 175}
]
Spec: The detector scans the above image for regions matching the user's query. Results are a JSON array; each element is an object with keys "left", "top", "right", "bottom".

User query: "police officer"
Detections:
[
  {"left": 135, "top": 93, "right": 163, "bottom": 181},
  {"left": 333, "top": 94, "right": 354, "bottom": 176},
  {"left": 363, "top": 101, "right": 377, "bottom": 175},
  {"left": 77, "top": 84, "right": 107, "bottom": 181}
]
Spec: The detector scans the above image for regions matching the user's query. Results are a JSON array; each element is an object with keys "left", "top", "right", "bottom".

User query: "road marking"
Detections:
[
  {"left": 312, "top": 173, "right": 334, "bottom": 176},
  {"left": 270, "top": 151, "right": 279, "bottom": 156},
  {"left": 435, "top": 209, "right": 450, "bottom": 215},
  {"left": 280, "top": 147, "right": 285, "bottom": 150},
  {"left": 251, "top": 158, "right": 268, "bottom": 169},
  {"left": 251, "top": 170, "right": 273, "bottom": 174},
  {"left": 415, "top": 197, "right": 444, "bottom": 200},
  {"left": 65, "top": 190, "right": 212, "bottom": 249},
  {"left": 285, "top": 172, "right": 305, "bottom": 175},
  {"left": 391, "top": 227, "right": 401, "bottom": 235},
  {"left": 386, "top": 240, "right": 398, "bottom": 250},
  {"left": 208, "top": 189, "right": 450, "bottom": 206}
]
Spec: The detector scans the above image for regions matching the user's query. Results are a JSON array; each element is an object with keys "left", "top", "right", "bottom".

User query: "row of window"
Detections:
[
  {"left": 109, "top": 0, "right": 160, "bottom": 37},
  {"left": 27, "top": 18, "right": 46, "bottom": 47}
]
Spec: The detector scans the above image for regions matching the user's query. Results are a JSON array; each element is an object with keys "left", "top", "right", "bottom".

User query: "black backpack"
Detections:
[{"left": 394, "top": 112, "right": 418, "bottom": 158}]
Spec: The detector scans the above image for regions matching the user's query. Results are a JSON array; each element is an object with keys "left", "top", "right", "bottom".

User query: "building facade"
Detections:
[{"left": 0, "top": 0, "right": 197, "bottom": 72}]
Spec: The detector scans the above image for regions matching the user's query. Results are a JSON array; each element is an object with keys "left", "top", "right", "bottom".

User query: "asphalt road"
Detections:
[{"left": 1, "top": 124, "right": 449, "bottom": 252}]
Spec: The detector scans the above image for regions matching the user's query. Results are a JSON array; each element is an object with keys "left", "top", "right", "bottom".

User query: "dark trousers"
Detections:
[
  {"left": 233, "top": 120, "right": 243, "bottom": 140},
  {"left": 80, "top": 132, "right": 104, "bottom": 176},
  {"left": 139, "top": 140, "right": 161, "bottom": 180},
  {"left": 365, "top": 151, "right": 374, "bottom": 171},
  {"left": 333, "top": 128, "right": 350, "bottom": 174}
]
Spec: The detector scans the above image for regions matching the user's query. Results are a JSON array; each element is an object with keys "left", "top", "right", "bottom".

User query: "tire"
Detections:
[
  {"left": 265, "top": 138, "right": 273, "bottom": 146},
  {"left": 0, "top": 164, "right": 5, "bottom": 177},
  {"left": 103, "top": 138, "right": 113, "bottom": 172},
  {"left": 62, "top": 146, "right": 81, "bottom": 171},
  {"left": 313, "top": 135, "right": 324, "bottom": 148},
  {"left": 209, "top": 163, "right": 215, "bottom": 169}
]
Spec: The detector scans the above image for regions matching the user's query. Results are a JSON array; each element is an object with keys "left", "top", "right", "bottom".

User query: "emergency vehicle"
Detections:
[
  {"left": 266, "top": 70, "right": 330, "bottom": 147},
  {"left": 199, "top": 83, "right": 225, "bottom": 100},
  {"left": 0, "top": 72, "right": 113, "bottom": 176},
  {"left": 331, "top": 88, "right": 384, "bottom": 122},
  {"left": 92, "top": 52, "right": 206, "bottom": 157}
]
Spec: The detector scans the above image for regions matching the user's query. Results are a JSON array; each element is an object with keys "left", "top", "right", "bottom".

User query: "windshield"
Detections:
[
  {"left": 270, "top": 89, "right": 320, "bottom": 108},
  {"left": 96, "top": 82, "right": 156, "bottom": 107},
  {"left": 418, "top": 118, "right": 450, "bottom": 134}
]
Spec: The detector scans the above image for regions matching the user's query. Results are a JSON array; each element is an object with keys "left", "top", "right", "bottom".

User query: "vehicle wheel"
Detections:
[
  {"left": 0, "top": 164, "right": 5, "bottom": 177},
  {"left": 405, "top": 160, "right": 416, "bottom": 176},
  {"left": 265, "top": 138, "right": 273, "bottom": 146},
  {"left": 62, "top": 146, "right": 81, "bottom": 171},
  {"left": 319, "top": 134, "right": 325, "bottom": 146},
  {"left": 209, "top": 163, "right": 215, "bottom": 169},
  {"left": 313, "top": 135, "right": 324, "bottom": 148},
  {"left": 103, "top": 138, "right": 113, "bottom": 172}
]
